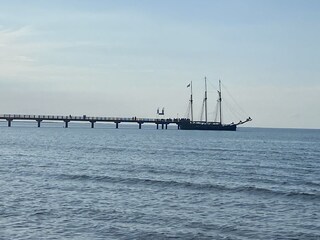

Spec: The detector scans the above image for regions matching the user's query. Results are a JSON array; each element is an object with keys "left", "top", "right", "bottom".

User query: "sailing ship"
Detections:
[{"left": 179, "top": 78, "right": 252, "bottom": 131}]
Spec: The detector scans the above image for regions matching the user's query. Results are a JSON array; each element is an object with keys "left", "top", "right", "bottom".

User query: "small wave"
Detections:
[
  {"left": 55, "top": 173, "right": 227, "bottom": 191},
  {"left": 57, "top": 173, "right": 112, "bottom": 182},
  {"left": 235, "top": 185, "right": 320, "bottom": 200},
  {"left": 304, "top": 181, "right": 320, "bottom": 187},
  {"left": 285, "top": 191, "right": 320, "bottom": 199},
  {"left": 55, "top": 173, "right": 320, "bottom": 200}
]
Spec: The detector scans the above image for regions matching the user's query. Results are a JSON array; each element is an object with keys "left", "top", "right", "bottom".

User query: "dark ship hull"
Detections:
[{"left": 179, "top": 119, "right": 237, "bottom": 131}]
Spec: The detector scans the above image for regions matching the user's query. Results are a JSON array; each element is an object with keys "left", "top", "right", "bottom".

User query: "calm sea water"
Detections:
[{"left": 0, "top": 122, "right": 319, "bottom": 239}]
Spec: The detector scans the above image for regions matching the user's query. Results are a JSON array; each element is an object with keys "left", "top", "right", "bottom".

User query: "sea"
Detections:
[{"left": 0, "top": 121, "right": 319, "bottom": 240}]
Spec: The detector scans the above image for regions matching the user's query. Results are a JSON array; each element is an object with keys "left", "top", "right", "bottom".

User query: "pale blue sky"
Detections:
[{"left": 0, "top": 0, "right": 319, "bottom": 128}]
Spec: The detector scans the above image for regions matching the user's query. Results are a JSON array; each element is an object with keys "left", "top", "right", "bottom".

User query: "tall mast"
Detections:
[
  {"left": 190, "top": 81, "right": 194, "bottom": 122},
  {"left": 204, "top": 77, "right": 208, "bottom": 123},
  {"left": 219, "top": 79, "right": 222, "bottom": 124}
]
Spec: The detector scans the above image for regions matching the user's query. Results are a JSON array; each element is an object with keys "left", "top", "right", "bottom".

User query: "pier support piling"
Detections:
[
  {"left": 165, "top": 124, "right": 168, "bottom": 129},
  {"left": 156, "top": 124, "right": 159, "bottom": 129},
  {"left": 138, "top": 122, "right": 143, "bottom": 129},
  {"left": 37, "top": 120, "right": 42, "bottom": 128},
  {"left": 90, "top": 121, "right": 95, "bottom": 128},
  {"left": 115, "top": 122, "right": 119, "bottom": 129},
  {"left": 7, "top": 119, "right": 12, "bottom": 127},
  {"left": 161, "top": 124, "right": 164, "bottom": 129},
  {"left": 64, "top": 120, "right": 69, "bottom": 128}
]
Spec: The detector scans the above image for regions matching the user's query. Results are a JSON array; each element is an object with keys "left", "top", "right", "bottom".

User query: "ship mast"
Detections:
[
  {"left": 204, "top": 77, "right": 208, "bottom": 123},
  {"left": 190, "top": 81, "right": 194, "bottom": 122},
  {"left": 218, "top": 79, "right": 222, "bottom": 124}
]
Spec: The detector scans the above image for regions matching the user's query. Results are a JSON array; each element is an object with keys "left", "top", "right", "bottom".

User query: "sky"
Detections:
[{"left": 0, "top": 0, "right": 319, "bottom": 128}]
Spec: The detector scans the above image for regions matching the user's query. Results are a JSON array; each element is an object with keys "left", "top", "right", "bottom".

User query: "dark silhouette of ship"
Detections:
[{"left": 179, "top": 78, "right": 252, "bottom": 131}]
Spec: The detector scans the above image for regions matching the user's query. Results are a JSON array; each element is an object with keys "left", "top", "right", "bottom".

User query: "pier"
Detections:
[{"left": 0, "top": 114, "right": 182, "bottom": 129}]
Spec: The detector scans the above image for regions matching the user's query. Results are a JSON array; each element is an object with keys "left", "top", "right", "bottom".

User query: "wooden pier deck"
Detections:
[{"left": 0, "top": 114, "right": 182, "bottom": 129}]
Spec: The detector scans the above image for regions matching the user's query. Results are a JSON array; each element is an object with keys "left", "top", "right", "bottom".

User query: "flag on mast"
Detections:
[{"left": 187, "top": 83, "right": 191, "bottom": 88}]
